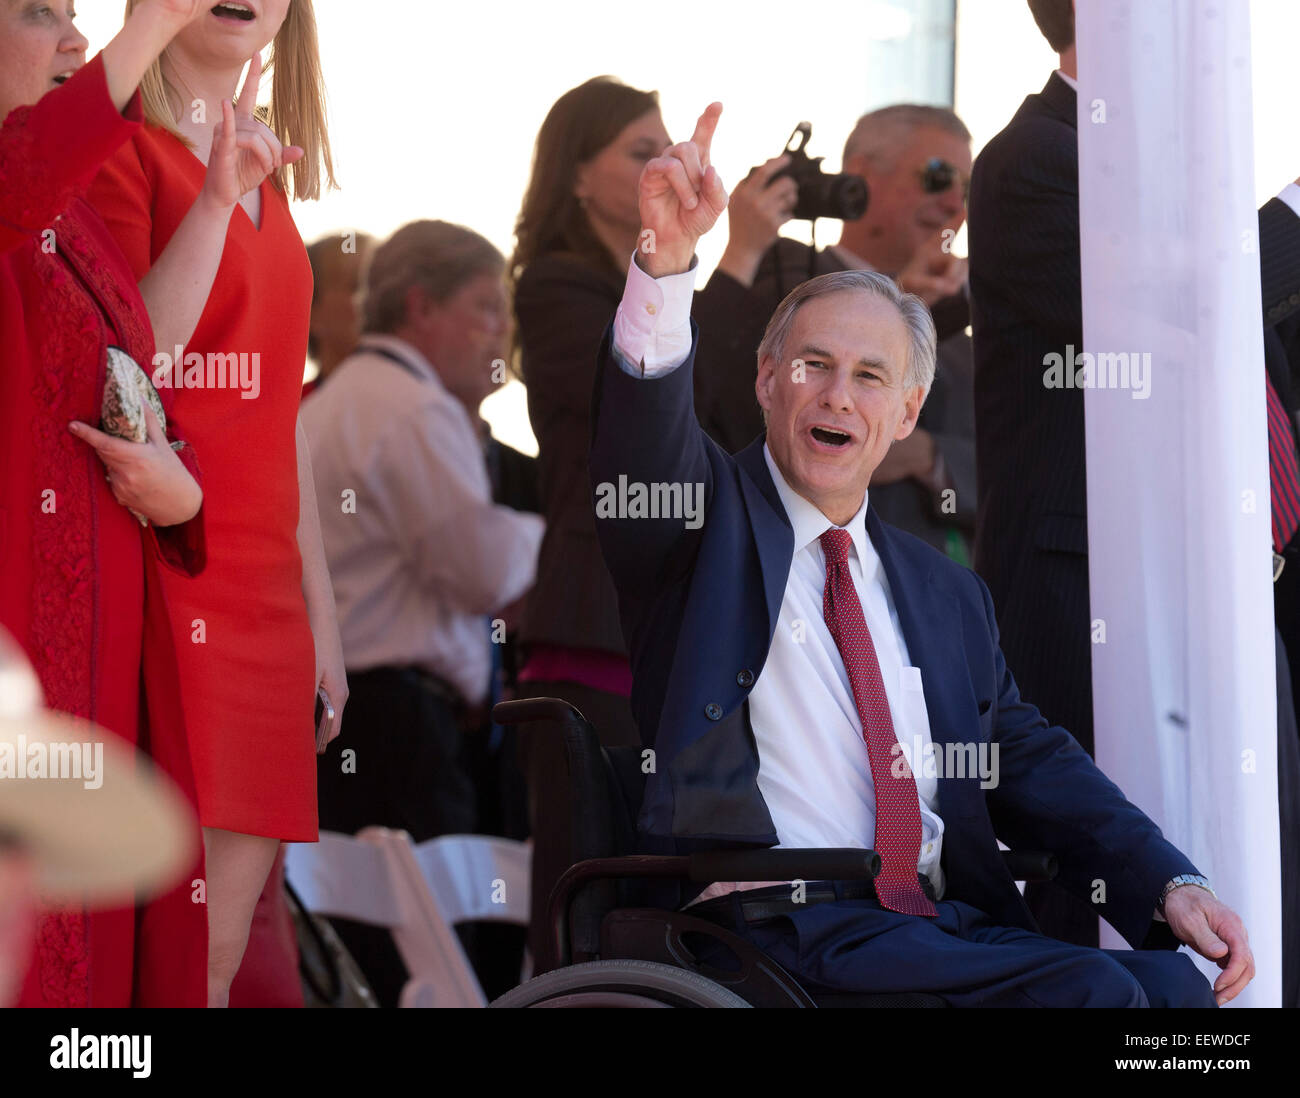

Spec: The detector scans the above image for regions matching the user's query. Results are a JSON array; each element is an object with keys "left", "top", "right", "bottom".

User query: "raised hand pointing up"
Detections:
[
  {"left": 202, "top": 52, "right": 305, "bottom": 210},
  {"left": 638, "top": 102, "right": 729, "bottom": 278},
  {"left": 139, "top": 52, "right": 305, "bottom": 365}
]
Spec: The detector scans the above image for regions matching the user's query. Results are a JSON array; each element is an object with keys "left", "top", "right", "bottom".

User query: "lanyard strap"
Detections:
[{"left": 361, "top": 343, "right": 428, "bottom": 382}]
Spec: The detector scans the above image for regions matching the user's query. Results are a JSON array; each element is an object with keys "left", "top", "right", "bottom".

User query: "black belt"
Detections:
[{"left": 688, "top": 874, "right": 937, "bottom": 925}]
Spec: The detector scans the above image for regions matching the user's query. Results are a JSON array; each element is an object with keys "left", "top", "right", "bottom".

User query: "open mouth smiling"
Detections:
[
  {"left": 212, "top": 2, "right": 256, "bottom": 21},
  {"left": 809, "top": 425, "right": 854, "bottom": 449}
]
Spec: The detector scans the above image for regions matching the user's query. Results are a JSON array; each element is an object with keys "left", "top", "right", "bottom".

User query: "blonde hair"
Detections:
[{"left": 125, "top": 0, "right": 336, "bottom": 200}]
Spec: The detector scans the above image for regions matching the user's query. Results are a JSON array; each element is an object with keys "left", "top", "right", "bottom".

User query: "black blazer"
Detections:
[
  {"left": 513, "top": 251, "right": 763, "bottom": 656},
  {"left": 968, "top": 71, "right": 1300, "bottom": 751},
  {"left": 590, "top": 320, "right": 1197, "bottom": 946}
]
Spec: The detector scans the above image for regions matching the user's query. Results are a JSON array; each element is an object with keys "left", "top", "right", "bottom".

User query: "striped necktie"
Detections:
[{"left": 1267, "top": 373, "right": 1300, "bottom": 553}]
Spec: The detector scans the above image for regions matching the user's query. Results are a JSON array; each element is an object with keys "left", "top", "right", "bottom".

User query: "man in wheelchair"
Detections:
[{"left": 579, "top": 102, "right": 1252, "bottom": 1008}]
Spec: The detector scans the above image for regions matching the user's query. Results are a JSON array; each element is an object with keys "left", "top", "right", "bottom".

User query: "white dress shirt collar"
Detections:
[
  {"left": 761, "top": 442, "right": 871, "bottom": 565},
  {"left": 1054, "top": 68, "right": 1079, "bottom": 91}
]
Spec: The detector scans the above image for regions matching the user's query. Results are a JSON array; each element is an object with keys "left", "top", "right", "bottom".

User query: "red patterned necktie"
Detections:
[
  {"left": 819, "top": 527, "right": 937, "bottom": 917},
  {"left": 1266, "top": 374, "right": 1300, "bottom": 553}
]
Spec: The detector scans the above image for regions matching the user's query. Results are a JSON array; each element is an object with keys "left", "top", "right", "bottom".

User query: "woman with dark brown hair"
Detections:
[{"left": 510, "top": 75, "right": 796, "bottom": 971}]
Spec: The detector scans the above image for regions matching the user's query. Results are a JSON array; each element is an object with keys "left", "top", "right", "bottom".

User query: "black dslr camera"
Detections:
[{"left": 769, "top": 122, "right": 868, "bottom": 221}]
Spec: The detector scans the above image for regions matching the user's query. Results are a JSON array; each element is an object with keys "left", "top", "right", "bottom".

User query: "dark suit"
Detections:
[
  {"left": 512, "top": 250, "right": 767, "bottom": 969},
  {"left": 695, "top": 239, "right": 977, "bottom": 560},
  {"left": 969, "top": 72, "right": 1300, "bottom": 985},
  {"left": 590, "top": 320, "right": 1211, "bottom": 1004}
]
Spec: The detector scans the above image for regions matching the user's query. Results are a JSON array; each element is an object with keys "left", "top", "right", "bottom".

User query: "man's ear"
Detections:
[
  {"left": 893, "top": 384, "right": 926, "bottom": 441},
  {"left": 755, "top": 354, "right": 777, "bottom": 413},
  {"left": 404, "top": 284, "right": 437, "bottom": 330}
]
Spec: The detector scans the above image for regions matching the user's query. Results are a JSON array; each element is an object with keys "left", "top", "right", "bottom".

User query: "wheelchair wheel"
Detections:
[{"left": 489, "top": 959, "right": 752, "bottom": 1008}]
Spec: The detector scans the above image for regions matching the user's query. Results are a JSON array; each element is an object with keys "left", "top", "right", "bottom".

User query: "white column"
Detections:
[{"left": 1078, "top": 0, "right": 1281, "bottom": 1005}]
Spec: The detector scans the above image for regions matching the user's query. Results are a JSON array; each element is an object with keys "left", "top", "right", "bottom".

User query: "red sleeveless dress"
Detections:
[{"left": 89, "top": 126, "right": 318, "bottom": 841}]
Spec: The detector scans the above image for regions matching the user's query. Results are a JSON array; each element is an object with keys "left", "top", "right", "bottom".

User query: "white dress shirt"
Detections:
[
  {"left": 611, "top": 254, "right": 945, "bottom": 905},
  {"left": 301, "top": 335, "right": 544, "bottom": 706}
]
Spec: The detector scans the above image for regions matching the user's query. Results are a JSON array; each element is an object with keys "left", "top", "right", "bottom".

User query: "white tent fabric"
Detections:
[{"left": 1077, "top": 1, "right": 1281, "bottom": 1005}]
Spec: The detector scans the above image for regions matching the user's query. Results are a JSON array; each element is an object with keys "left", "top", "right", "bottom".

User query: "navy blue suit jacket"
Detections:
[{"left": 589, "top": 321, "right": 1199, "bottom": 949}]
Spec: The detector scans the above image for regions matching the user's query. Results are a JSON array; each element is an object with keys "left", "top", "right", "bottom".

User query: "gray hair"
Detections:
[
  {"left": 363, "top": 220, "right": 504, "bottom": 335},
  {"left": 842, "top": 104, "right": 971, "bottom": 168},
  {"left": 757, "top": 269, "right": 937, "bottom": 396}
]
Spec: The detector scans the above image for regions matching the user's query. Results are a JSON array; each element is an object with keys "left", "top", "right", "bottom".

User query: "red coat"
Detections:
[{"left": 0, "top": 55, "right": 207, "bottom": 1007}]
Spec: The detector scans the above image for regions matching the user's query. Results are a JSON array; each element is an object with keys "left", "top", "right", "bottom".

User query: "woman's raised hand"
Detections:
[
  {"left": 136, "top": 0, "right": 206, "bottom": 25},
  {"left": 201, "top": 53, "right": 304, "bottom": 211},
  {"left": 637, "top": 102, "right": 729, "bottom": 278},
  {"left": 105, "top": 0, "right": 209, "bottom": 110}
]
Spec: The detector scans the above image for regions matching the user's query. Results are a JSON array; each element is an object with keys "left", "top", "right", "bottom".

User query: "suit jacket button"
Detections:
[
  {"left": 704, "top": 703, "right": 723, "bottom": 720},
  {"left": 736, "top": 669, "right": 754, "bottom": 688}
]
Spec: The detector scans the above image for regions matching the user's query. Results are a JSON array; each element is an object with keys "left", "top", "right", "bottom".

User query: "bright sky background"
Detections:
[{"left": 73, "top": 0, "right": 1300, "bottom": 454}]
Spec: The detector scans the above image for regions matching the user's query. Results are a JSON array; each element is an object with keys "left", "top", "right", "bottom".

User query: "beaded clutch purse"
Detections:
[
  {"left": 99, "top": 346, "right": 183, "bottom": 526},
  {"left": 101, "top": 345, "right": 167, "bottom": 444}
]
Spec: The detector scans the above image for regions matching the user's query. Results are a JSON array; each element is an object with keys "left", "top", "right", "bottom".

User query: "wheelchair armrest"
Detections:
[
  {"left": 546, "top": 850, "right": 878, "bottom": 970},
  {"left": 1001, "top": 850, "right": 1058, "bottom": 882},
  {"left": 687, "top": 848, "right": 880, "bottom": 885}
]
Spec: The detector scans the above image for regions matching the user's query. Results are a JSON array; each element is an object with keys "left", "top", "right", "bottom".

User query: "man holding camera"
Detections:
[{"left": 698, "top": 106, "right": 977, "bottom": 563}]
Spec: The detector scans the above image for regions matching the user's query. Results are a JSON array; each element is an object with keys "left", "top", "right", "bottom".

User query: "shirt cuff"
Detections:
[
  {"left": 1277, "top": 182, "right": 1300, "bottom": 221},
  {"left": 611, "top": 250, "right": 698, "bottom": 378}
]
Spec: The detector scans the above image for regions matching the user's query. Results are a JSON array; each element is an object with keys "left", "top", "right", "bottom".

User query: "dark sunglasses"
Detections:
[{"left": 918, "top": 158, "right": 969, "bottom": 201}]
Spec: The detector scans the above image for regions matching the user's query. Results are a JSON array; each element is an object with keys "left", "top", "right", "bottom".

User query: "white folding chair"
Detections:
[
  {"left": 385, "top": 833, "right": 532, "bottom": 1007},
  {"left": 286, "top": 829, "right": 532, "bottom": 1007},
  {"left": 409, "top": 834, "right": 531, "bottom": 928},
  {"left": 284, "top": 827, "right": 448, "bottom": 1008},
  {"left": 283, "top": 827, "right": 405, "bottom": 928}
]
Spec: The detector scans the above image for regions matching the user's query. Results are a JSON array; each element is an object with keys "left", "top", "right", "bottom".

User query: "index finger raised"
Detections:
[
  {"left": 690, "top": 102, "right": 723, "bottom": 168},
  {"left": 235, "top": 52, "right": 263, "bottom": 119}
]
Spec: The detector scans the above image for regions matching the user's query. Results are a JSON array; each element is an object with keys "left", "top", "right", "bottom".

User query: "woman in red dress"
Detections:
[
  {"left": 0, "top": 0, "right": 214, "bottom": 1006},
  {"left": 90, "top": 0, "right": 347, "bottom": 1007}
]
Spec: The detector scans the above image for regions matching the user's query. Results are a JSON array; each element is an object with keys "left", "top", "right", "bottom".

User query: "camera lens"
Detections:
[
  {"left": 831, "top": 175, "right": 869, "bottom": 221},
  {"left": 796, "top": 173, "right": 869, "bottom": 221}
]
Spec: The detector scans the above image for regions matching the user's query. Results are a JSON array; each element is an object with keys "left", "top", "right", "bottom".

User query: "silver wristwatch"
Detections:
[{"left": 1158, "top": 874, "right": 1216, "bottom": 910}]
